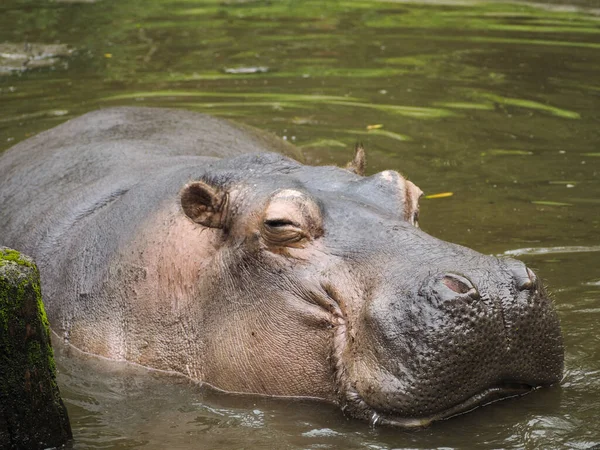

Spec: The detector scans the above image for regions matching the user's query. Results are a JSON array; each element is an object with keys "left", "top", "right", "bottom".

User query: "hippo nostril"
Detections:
[
  {"left": 466, "top": 287, "right": 480, "bottom": 300},
  {"left": 520, "top": 267, "right": 537, "bottom": 291},
  {"left": 505, "top": 259, "right": 537, "bottom": 291},
  {"left": 442, "top": 274, "right": 480, "bottom": 300},
  {"left": 516, "top": 266, "right": 537, "bottom": 291}
]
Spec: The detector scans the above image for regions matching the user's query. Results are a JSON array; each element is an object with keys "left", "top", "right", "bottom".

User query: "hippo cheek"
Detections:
[{"left": 201, "top": 292, "right": 336, "bottom": 400}]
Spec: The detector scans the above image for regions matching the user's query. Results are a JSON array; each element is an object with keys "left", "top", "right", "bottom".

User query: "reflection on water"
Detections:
[
  {"left": 503, "top": 245, "right": 600, "bottom": 256},
  {"left": 52, "top": 336, "right": 568, "bottom": 450},
  {"left": 1, "top": 0, "right": 599, "bottom": 448}
]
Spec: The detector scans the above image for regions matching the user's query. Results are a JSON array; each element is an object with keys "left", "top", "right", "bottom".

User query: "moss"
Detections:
[
  {"left": 0, "top": 259, "right": 57, "bottom": 390},
  {"left": 0, "top": 248, "right": 35, "bottom": 269},
  {"left": 0, "top": 248, "right": 71, "bottom": 448}
]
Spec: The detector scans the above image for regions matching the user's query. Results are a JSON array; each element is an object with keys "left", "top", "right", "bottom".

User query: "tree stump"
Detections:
[{"left": 0, "top": 247, "right": 72, "bottom": 449}]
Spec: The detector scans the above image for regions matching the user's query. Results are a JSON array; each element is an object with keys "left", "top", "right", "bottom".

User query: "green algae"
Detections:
[
  {"left": 483, "top": 149, "right": 534, "bottom": 156},
  {"left": 0, "top": 248, "right": 34, "bottom": 268},
  {"left": 325, "top": 101, "right": 454, "bottom": 119},
  {"left": 100, "top": 91, "right": 361, "bottom": 103},
  {"left": 340, "top": 128, "right": 413, "bottom": 142},
  {"left": 100, "top": 91, "right": 452, "bottom": 120},
  {"left": 473, "top": 93, "right": 581, "bottom": 119},
  {"left": 0, "top": 248, "right": 70, "bottom": 448},
  {"left": 435, "top": 101, "right": 495, "bottom": 110},
  {"left": 0, "top": 249, "right": 53, "bottom": 380},
  {"left": 531, "top": 200, "right": 573, "bottom": 206}
]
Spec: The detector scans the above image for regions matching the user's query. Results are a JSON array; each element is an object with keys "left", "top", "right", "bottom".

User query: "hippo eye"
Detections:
[
  {"left": 262, "top": 218, "right": 307, "bottom": 247},
  {"left": 264, "top": 219, "right": 299, "bottom": 228},
  {"left": 262, "top": 189, "right": 323, "bottom": 249}
]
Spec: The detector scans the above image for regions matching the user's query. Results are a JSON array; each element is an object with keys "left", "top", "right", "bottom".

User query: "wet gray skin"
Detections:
[{"left": 0, "top": 107, "right": 563, "bottom": 427}]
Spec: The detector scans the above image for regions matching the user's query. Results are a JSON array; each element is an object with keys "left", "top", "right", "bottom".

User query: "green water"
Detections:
[{"left": 1, "top": 0, "right": 599, "bottom": 448}]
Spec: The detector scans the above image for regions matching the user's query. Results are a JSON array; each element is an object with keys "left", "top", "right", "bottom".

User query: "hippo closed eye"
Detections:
[{"left": 0, "top": 107, "right": 563, "bottom": 427}]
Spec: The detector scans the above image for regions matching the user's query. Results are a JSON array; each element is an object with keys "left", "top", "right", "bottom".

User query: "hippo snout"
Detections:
[{"left": 341, "top": 256, "right": 563, "bottom": 426}]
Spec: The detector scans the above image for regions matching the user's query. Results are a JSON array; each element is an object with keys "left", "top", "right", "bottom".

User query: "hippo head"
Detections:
[{"left": 179, "top": 151, "right": 563, "bottom": 427}]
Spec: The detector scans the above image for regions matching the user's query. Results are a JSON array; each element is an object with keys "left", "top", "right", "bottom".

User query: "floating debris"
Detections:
[
  {"left": 425, "top": 192, "right": 453, "bottom": 199},
  {"left": 223, "top": 66, "right": 270, "bottom": 74},
  {"left": 366, "top": 124, "right": 383, "bottom": 130},
  {"left": 290, "top": 116, "right": 318, "bottom": 125},
  {"left": 0, "top": 43, "right": 73, "bottom": 73}
]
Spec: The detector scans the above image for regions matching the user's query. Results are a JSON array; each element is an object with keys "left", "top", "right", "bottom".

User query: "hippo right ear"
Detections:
[
  {"left": 345, "top": 143, "right": 366, "bottom": 176},
  {"left": 180, "top": 181, "right": 228, "bottom": 229}
]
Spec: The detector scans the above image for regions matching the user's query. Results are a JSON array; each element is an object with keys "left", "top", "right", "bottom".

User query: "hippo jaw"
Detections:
[{"left": 341, "top": 380, "right": 534, "bottom": 428}]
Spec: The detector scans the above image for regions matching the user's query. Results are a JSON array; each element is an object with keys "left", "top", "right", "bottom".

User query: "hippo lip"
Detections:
[{"left": 369, "top": 382, "right": 535, "bottom": 428}]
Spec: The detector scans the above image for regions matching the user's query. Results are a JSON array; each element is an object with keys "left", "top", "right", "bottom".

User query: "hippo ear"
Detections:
[
  {"left": 405, "top": 180, "right": 423, "bottom": 227},
  {"left": 180, "top": 181, "right": 227, "bottom": 228},
  {"left": 345, "top": 143, "right": 366, "bottom": 176}
]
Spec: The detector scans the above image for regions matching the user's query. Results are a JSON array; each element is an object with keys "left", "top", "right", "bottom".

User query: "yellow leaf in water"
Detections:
[
  {"left": 425, "top": 192, "right": 453, "bottom": 199},
  {"left": 366, "top": 124, "right": 383, "bottom": 130},
  {"left": 104, "top": 53, "right": 113, "bottom": 58}
]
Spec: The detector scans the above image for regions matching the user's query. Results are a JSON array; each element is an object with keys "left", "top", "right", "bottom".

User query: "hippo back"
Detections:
[
  {"left": 0, "top": 107, "right": 300, "bottom": 349},
  {"left": 0, "top": 106, "right": 299, "bottom": 252}
]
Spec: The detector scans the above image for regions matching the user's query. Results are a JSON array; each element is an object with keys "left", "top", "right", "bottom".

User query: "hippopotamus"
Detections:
[{"left": 0, "top": 107, "right": 563, "bottom": 427}]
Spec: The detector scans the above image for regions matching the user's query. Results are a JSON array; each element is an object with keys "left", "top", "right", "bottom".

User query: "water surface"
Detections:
[{"left": 1, "top": 0, "right": 599, "bottom": 448}]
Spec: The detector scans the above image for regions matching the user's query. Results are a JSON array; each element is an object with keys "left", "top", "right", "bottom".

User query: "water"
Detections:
[{"left": 1, "top": 0, "right": 599, "bottom": 448}]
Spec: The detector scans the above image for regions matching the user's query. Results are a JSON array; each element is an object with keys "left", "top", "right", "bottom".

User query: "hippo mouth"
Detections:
[{"left": 365, "top": 381, "right": 535, "bottom": 428}]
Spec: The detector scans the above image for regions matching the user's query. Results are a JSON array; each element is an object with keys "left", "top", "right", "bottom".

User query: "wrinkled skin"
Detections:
[{"left": 0, "top": 107, "right": 563, "bottom": 427}]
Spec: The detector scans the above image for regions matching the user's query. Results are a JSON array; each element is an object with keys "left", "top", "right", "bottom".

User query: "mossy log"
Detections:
[{"left": 0, "top": 247, "right": 72, "bottom": 449}]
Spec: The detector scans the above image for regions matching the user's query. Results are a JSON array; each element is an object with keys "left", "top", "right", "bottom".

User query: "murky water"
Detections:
[{"left": 1, "top": 0, "right": 599, "bottom": 448}]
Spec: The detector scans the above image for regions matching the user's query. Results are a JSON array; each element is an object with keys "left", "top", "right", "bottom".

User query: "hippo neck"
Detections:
[{"left": 75, "top": 201, "right": 221, "bottom": 378}]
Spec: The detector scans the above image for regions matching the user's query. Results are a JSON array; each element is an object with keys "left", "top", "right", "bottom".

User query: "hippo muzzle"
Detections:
[{"left": 337, "top": 239, "right": 564, "bottom": 427}]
